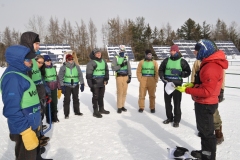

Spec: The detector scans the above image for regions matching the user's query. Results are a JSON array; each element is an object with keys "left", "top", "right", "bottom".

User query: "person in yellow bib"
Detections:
[
  {"left": 136, "top": 49, "right": 159, "bottom": 113},
  {"left": 86, "top": 48, "right": 110, "bottom": 118},
  {"left": 111, "top": 45, "right": 132, "bottom": 113},
  {"left": 0, "top": 45, "right": 52, "bottom": 160},
  {"left": 58, "top": 54, "right": 85, "bottom": 119}
]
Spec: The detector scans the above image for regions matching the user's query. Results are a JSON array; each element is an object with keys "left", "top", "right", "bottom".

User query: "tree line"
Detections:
[{"left": 0, "top": 16, "right": 239, "bottom": 64}]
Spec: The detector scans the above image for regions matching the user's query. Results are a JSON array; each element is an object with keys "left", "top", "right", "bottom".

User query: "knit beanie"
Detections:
[{"left": 170, "top": 44, "right": 179, "bottom": 52}]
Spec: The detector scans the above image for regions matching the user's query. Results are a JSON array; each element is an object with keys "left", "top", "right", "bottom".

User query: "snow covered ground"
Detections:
[{"left": 0, "top": 61, "right": 240, "bottom": 160}]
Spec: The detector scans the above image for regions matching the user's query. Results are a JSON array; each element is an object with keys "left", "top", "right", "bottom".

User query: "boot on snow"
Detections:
[
  {"left": 99, "top": 107, "right": 110, "bottom": 114},
  {"left": 215, "top": 126, "right": 224, "bottom": 145},
  {"left": 93, "top": 109, "right": 102, "bottom": 118}
]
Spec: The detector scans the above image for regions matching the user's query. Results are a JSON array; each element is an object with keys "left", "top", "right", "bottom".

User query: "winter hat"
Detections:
[
  {"left": 170, "top": 44, "right": 179, "bottom": 52},
  {"left": 66, "top": 54, "right": 73, "bottom": 60},
  {"left": 34, "top": 35, "right": 40, "bottom": 43},
  {"left": 145, "top": 49, "right": 152, "bottom": 55},
  {"left": 43, "top": 55, "right": 51, "bottom": 61},
  {"left": 196, "top": 39, "right": 217, "bottom": 60},
  {"left": 173, "top": 146, "right": 189, "bottom": 157},
  {"left": 194, "top": 43, "right": 201, "bottom": 51},
  {"left": 92, "top": 48, "right": 101, "bottom": 55},
  {"left": 119, "top": 45, "right": 126, "bottom": 52}
]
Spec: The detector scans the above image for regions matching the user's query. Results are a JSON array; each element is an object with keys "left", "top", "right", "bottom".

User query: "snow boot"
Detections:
[
  {"left": 53, "top": 113, "right": 60, "bottom": 123},
  {"left": 173, "top": 146, "right": 189, "bottom": 157},
  {"left": 117, "top": 108, "right": 122, "bottom": 114},
  {"left": 99, "top": 106, "right": 110, "bottom": 114},
  {"left": 215, "top": 126, "right": 224, "bottom": 145},
  {"left": 93, "top": 108, "right": 102, "bottom": 118},
  {"left": 121, "top": 107, "right": 127, "bottom": 112},
  {"left": 191, "top": 150, "right": 201, "bottom": 159}
]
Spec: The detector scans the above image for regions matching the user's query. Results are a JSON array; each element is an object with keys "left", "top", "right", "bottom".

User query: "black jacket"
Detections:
[
  {"left": 159, "top": 54, "right": 191, "bottom": 86},
  {"left": 86, "top": 52, "right": 109, "bottom": 88}
]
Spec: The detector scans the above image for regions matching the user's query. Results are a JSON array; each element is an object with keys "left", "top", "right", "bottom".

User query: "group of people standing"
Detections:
[{"left": 1, "top": 31, "right": 227, "bottom": 160}]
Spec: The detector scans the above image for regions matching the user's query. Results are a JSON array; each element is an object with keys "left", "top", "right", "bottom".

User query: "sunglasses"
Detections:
[
  {"left": 67, "top": 58, "right": 73, "bottom": 61},
  {"left": 24, "top": 59, "right": 32, "bottom": 62},
  {"left": 45, "top": 60, "right": 51, "bottom": 62},
  {"left": 37, "top": 61, "right": 44, "bottom": 64}
]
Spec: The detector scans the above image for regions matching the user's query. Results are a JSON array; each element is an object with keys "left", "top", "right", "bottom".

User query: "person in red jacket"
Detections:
[{"left": 176, "top": 39, "right": 228, "bottom": 160}]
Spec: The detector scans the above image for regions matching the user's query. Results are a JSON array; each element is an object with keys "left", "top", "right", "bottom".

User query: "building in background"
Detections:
[
  {"left": 39, "top": 44, "right": 72, "bottom": 63},
  {"left": 106, "top": 45, "right": 135, "bottom": 61}
]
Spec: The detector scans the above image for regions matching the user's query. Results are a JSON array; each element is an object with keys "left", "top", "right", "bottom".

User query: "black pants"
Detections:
[
  {"left": 92, "top": 86, "right": 105, "bottom": 109},
  {"left": 63, "top": 85, "right": 80, "bottom": 116},
  {"left": 164, "top": 89, "right": 182, "bottom": 122},
  {"left": 195, "top": 102, "right": 217, "bottom": 160},
  {"left": 10, "top": 132, "right": 39, "bottom": 160}
]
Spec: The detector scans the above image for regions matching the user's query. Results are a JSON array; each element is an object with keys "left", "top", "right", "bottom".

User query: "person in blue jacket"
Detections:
[{"left": 0, "top": 45, "right": 52, "bottom": 160}]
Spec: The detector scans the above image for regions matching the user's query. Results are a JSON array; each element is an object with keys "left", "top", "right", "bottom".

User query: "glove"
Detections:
[
  {"left": 46, "top": 96, "right": 52, "bottom": 103},
  {"left": 20, "top": 127, "right": 39, "bottom": 150},
  {"left": 183, "top": 82, "right": 194, "bottom": 88},
  {"left": 57, "top": 89, "right": 62, "bottom": 99},
  {"left": 171, "top": 69, "right": 182, "bottom": 76},
  {"left": 61, "top": 86, "right": 65, "bottom": 94},
  {"left": 161, "top": 78, "right": 168, "bottom": 84},
  {"left": 120, "top": 60, "right": 127, "bottom": 67},
  {"left": 80, "top": 83, "right": 84, "bottom": 92},
  {"left": 175, "top": 86, "right": 186, "bottom": 92},
  {"left": 218, "top": 89, "right": 224, "bottom": 102},
  {"left": 127, "top": 75, "right": 131, "bottom": 84}
]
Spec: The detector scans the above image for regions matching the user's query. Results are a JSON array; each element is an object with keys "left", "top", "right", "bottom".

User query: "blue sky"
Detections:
[{"left": 1, "top": 0, "right": 240, "bottom": 46}]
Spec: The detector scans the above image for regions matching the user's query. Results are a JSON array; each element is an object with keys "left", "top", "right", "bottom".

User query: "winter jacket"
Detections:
[
  {"left": 86, "top": 52, "right": 109, "bottom": 88},
  {"left": 58, "top": 62, "right": 84, "bottom": 88},
  {"left": 0, "top": 45, "right": 41, "bottom": 134},
  {"left": 111, "top": 55, "right": 132, "bottom": 76},
  {"left": 44, "top": 64, "right": 61, "bottom": 90},
  {"left": 136, "top": 59, "right": 159, "bottom": 83},
  {"left": 159, "top": 54, "right": 191, "bottom": 86},
  {"left": 191, "top": 60, "right": 225, "bottom": 89},
  {"left": 185, "top": 50, "right": 228, "bottom": 104}
]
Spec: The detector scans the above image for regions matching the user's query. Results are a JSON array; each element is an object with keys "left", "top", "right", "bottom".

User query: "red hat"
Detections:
[
  {"left": 66, "top": 54, "right": 73, "bottom": 60},
  {"left": 170, "top": 44, "right": 179, "bottom": 52}
]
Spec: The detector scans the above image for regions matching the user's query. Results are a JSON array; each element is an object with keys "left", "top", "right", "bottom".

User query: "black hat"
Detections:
[
  {"left": 173, "top": 146, "right": 189, "bottom": 157},
  {"left": 34, "top": 35, "right": 40, "bottom": 43},
  {"left": 194, "top": 43, "right": 201, "bottom": 51},
  {"left": 25, "top": 51, "right": 37, "bottom": 59},
  {"left": 145, "top": 49, "right": 151, "bottom": 55}
]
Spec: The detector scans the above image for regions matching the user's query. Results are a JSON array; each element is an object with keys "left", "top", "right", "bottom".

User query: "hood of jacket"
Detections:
[
  {"left": 89, "top": 51, "right": 102, "bottom": 61},
  {"left": 5, "top": 45, "right": 32, "bottom": 73},
  {"left": 20, "top": 32, "right": 39, "bottom": 54},
  {"left": 201, "top": 50, "right": 228, "bottom": 70}
]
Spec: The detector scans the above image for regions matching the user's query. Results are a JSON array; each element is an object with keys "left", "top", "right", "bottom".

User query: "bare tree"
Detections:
[
  {"left": 3, "top": 27, "right": 12, "bottom": 47},
  {"left": 11, "top": 29, "right": 20, "bottom": 45},
  {"left": 26, "top": 15, "right": 45, "bottom": 40},
  {"left": 88, "top": 18, "right": 97, "bottom": 49},
  {"left": 48, "top": 16, "right": 61, "bottom": 44}
]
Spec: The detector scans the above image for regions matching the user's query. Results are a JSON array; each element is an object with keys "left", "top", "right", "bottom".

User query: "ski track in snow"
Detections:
[{"left": 0, "top": 63, "right": 240, "bottom": 160}]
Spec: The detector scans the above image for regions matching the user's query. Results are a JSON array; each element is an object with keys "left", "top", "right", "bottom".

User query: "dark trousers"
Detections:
[
  {"left": 63, "top": 85, "right": 80, "bottom": 116},
  {"left": 92, "top": 86, "right": 105, "bottom": 109},
  {"left": 164, "top": 89, "right": 182, "bottom": 122},
  {"left": 195, "top": 102, "right": 217, "bottom": 160},
  {"left": 45, "top": 89, "right": 58, "bottom": 122},
  {"left": 10, "top": 133, "right": 37, "bottom": 160}
]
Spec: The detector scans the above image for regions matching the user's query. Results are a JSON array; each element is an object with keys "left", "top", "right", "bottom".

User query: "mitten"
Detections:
[
  {"left": 61, "top": 86, "right": 66, "bottom": 94},
  {"left": 183, "top": 82, "right": 194, "bottom": 88},
  {"left": 46, "top": 96, "right": 52, "bottom": 103},
  {"left": 20, "top": 127, "right": 39, "bottom": 150},
  {"left": 57, "top": 89, "right": 62, "bottom": 99},
  {"left": 218, "top": 89, "right": 224, "bottom": 102},
  {"left": 80, "top": 83, "right": 84, "bottom": 92},
  {"left": 127, "top": 75, "right": 131, "bottom": 84},
  {"left": 175, "top": 86, "right": 186, "bottom": 92}
]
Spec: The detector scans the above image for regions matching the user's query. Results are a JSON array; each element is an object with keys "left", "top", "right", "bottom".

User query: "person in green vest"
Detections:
[
  {"left": 86, "top": 48, "right": 110, "bottom": 118},
  {"left": 58, "top": 54, "right": 85, "bottom": 119},
  {"left": 0, "top": 45, "right": 53, "bottom": 160},
  {"left": 136, "top": 49, "right": 159, "bottom": 113},
  {"left": 20, "top": 31, "right": 52, "bottom": 157},
  {"left": 111, "top": 45, "right": 132, "bottom": 113},
  {"left": 43, "top": 55, "right": 61, "bottom": 124},
  {"left": 159, "top": 44, "right": 191, "bottom": 127}
]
